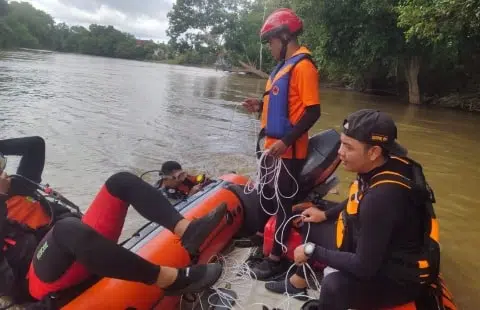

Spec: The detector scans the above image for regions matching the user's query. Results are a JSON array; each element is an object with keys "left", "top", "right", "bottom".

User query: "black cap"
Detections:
[
  {"left": 161, "top": 161, "right": 182, "bottom": 175},
  {"left": 342, "top": 109, "right": 407, "bottom": 156}
]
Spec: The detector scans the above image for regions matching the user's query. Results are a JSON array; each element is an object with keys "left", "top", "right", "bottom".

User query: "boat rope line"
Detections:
[
  {"left": 196, "top": 219, "right": 321, "bottom": 310},
  {"left": 225, "top": 103, "right": 259, "bottom": 152},
  {"left": 244, "top": 150, "right": 300, "bottom": 254}
]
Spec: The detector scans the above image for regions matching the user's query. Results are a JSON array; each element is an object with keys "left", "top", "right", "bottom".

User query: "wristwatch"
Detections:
[{"left": 304, "top": 242, "right": 316, "bottom": 257}]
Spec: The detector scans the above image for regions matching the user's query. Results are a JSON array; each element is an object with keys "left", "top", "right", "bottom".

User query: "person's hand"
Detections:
[
  {"left": 267, "top": 140, "right": 288, "bottom": 157},
  {"left": 302, "top": 207, "right": 327, "bottom": 223},
  {"left": 189, "top": 184, "right": 203, "bottom": 196},
  {"left": 242, "top": 98, "right": 261, "bottom": 113},
  {"left": 0, "top": 172, "right": 11, "bottom": 196},
  {"left": 294, "top": 245, "right": 308, "bottom": 265}
]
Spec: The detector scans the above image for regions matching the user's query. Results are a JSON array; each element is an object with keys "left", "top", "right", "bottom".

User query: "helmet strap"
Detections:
[
  {"left": 279, "top": 33, "right": 292, "bottom": 61},
  {"left": 280, "top": 43, "right": 288, "bottom": 61}
]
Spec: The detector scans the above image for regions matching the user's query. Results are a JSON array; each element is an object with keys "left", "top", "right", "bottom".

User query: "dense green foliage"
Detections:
[
  {"left": 0, "top": 1, "right": 173, "bottom": 61},
  {"left": 1, "top": 0, "right": 479, "bottom": 109},
  {"left": 167, "top": 0, "right": 480, "bottom": 109}
]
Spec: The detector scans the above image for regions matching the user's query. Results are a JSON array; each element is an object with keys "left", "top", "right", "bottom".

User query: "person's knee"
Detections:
[
  {"left": 28, "top": 136, "right": 45, "bottom": 152},
  {"left": 52, "top": 217, "right": 93, "bottom": 248},
  {"left": 105, "top": 171, "right": 139, "bottom": 199},
  {"left": 320, "top": 272, "right": 346, "bottom": 299}
]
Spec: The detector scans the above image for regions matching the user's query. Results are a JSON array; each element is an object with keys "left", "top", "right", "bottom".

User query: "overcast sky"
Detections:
[{"left": 19, "top": 0, "right": 175, "bottom": 42}]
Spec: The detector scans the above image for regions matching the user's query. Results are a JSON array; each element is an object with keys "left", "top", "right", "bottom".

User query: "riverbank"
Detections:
[
  {"left": 316, "top": 80, "right": 480, "bottom": 113},
  {"left": 2, "top": 48, "right": 479, "bottom": 113},
  {"left": 423, "top": 93, "right": 480, "bottom": 112}
]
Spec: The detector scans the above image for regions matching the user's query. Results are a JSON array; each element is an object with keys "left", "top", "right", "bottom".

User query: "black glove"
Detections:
[{"left": 0, "top": 258, "right": 14, "bottom": 296}]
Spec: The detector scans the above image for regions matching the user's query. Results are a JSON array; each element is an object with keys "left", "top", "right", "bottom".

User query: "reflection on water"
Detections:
[{"left": 0, "top": 50, "right": 479, "bottom": 309}]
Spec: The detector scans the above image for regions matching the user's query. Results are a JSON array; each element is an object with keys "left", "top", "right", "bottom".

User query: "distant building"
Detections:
[{"left": 136, "top": 39, "right": 149, "bottom": 47}]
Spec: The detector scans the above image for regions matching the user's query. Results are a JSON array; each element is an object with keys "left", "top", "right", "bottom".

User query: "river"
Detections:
[{"left": 0, "top": 50, "right": 478, "bottom": 309}]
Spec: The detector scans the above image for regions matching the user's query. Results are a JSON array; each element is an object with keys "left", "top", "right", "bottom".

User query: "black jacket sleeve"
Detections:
[
  {"left": 281, "top": 105, "right": 320, "bottom": 147},
  {"left": 0, "top": 136, "right": 45, "bottom": 184},
  {"left": 311, "top": 184, "right": 409, "bottom": 278},
  {"left": 324, "top": 199, "right": 347, "bottom": 220}
]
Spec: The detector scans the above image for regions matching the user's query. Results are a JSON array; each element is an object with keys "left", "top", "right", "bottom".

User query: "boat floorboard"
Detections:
[{"left": 179, "top": 246, "right": 321, "bottom": 310}]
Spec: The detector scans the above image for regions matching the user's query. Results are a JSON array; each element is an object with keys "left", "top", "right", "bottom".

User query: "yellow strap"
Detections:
[
  {"left": 372, "top": 170, "right": 410, "bottom": 181},
  {"left": 370, "top": 170, "right": 412, "bottom": 190},
  {"left": 271, "top": 64, "right": 294, "bottom": 85},
  {"left": 430, "top": 218, "right": 440, "bottom": 242},
  {"left": 418, "top": 260, "right": 429, "bottom": 269},
  {"left": 370, "top": 180, "right": 412, "bottom": 189},
  {"left": 390, "top": 156, "right": 410, "bottom": 165}
]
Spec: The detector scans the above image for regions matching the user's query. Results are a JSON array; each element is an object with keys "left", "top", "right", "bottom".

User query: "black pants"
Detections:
[
  {"left": 297, "top": 219, "right": 422, "bottom": 310},
  {"left": 30, "top": 172, "right": 184, "bottom": 298},
  {"left": 0, "top": 136, "right": 45, "bottom": 196},
  {"left": 258, "top": 155, "right": 304, "bottom": 257}
]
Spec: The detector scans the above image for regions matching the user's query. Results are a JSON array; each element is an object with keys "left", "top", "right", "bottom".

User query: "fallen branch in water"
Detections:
[{"left": 238, "top": 60, "right": 269, "bottom": 79}]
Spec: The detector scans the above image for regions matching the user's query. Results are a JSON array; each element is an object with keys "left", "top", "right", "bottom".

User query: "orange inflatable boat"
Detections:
[{"left": 57, "top": 174, "right": 249, "bottom": 310}]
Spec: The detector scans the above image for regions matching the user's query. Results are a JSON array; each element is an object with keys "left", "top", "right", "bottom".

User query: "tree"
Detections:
[
  {"left": 0, "top": 0, "right": 7, "bottom": 16},
  {"left": 397, "top": 0, "right": 480, "bottom": 43},
  {"left": 223, "top": 0, "right": 273, "bottom": 71},
  {"left": 397, "top": 0, "right": 480, "bottom": 97},
  {"left": 292, "top": 0, "right": 427, "bottom": 104},
  {"left": 0, "top": 0, "right": 11, "bottom": 48},
  {"left": 166, "top": 0, "right": 248, "bottom": 65},
  {"left": 0, "top": 1, "right": 170, "bottom": 61},
  {"left": 7, "top": 1, "right": 55, "bottom": 48}
]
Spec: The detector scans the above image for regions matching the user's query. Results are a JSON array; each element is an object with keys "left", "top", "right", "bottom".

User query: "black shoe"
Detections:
[
  {"left": 300, "top": 300, "right": 322, "bottom": 310},
  {"left": 250, "top": 257, "right": 285, "bottom": 281},
  {"left": 234, "top": 234, "right": 264, "bottom": 248},
  {"left": 181, "top": 203, "right": 227, "bottom": 256},
  {"left": 163, "top": 263, "right": 223, "bottom": 296},
  {"left": 265, "top": 279, "right": 308, "bottom": 301}
]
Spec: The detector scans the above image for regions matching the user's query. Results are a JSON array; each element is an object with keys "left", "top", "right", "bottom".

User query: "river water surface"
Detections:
[{"left": 0, "top": 50, "right": 478, "bottom": 309}]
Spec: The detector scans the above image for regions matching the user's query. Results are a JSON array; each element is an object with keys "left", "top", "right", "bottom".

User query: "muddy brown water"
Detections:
[{"left": 0, "top": 50, "right": 479, "bottom": 309}]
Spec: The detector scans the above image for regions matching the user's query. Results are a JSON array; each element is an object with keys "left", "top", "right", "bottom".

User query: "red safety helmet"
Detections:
[{"left": 260, "top": 8, "right": 303, "bottom": 43}]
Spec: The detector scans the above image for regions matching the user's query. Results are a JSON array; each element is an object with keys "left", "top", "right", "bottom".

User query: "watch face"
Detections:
[{"left": 305, "top": 243, "right": 314, "bottom": 255}]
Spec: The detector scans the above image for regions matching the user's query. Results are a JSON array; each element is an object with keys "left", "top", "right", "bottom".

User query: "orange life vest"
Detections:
[
  {"left": 3, "top": 195, "right": 52, "bottom": 252},
  {"left": 6, "top": 195, "right": 51, "bottom": 230},
  {"left": 176, "top": 175, "right": 202, "bottom": 196}
]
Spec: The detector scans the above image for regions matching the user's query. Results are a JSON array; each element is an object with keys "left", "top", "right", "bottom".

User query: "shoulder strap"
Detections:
[
  {"left": 270, "top": 60, "right": 285, "bottom": 79},
  {"left": 369, "top": 171, "right": 413, "bottom": 190},
  {"left": 289, "top": 53, "right": 317, "bottom": 72}
]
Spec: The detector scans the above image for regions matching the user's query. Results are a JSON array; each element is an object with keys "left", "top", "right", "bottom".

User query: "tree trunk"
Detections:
[
  {"left": 238, "top": 60, "right": 269, "bottom": 79},
  {"left": 405, "top": 56, "right": 421, "bottom": 104}
]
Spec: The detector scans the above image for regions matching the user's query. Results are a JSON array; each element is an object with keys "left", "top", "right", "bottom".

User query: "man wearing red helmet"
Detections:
[{"left": 242, "top": 8, "right": 321, "bottom": 280}]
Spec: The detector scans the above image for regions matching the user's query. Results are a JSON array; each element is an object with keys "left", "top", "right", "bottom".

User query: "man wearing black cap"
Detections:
[{"left": 265, "top": 109, "right": 442, "bottom": 309}]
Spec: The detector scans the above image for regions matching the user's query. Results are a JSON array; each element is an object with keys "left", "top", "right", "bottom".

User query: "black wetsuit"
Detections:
[{"left": 299, "top": 158, "right": 425, "bottom": 309}]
